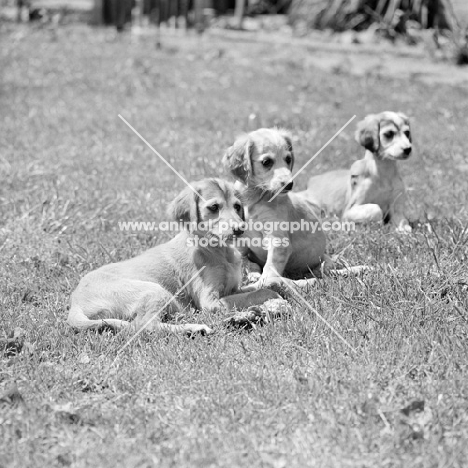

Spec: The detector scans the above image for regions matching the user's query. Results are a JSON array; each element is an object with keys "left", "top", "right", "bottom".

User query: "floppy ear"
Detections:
[
  {"left": 355, "top": 114, "right": 380, "bottom": 152},
  {"left": 278, "top": 129, "right": 295, "bottom": 170},
  {"left": 167, "top": 186, "right": 199, "bottom": 224},
  {"left": 222, "top": 134, "right": 252, "bottom": 183}
]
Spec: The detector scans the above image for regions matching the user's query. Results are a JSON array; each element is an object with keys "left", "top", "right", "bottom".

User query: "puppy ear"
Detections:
[
  {"left": 167, "top": 186, "right": 199, "bottom": 224},
  {"left": 222, "top": 134, "right": 252, "bottom": 183},
  {"left": 278, "top": 129, "right": 295, "bottom": 170},
  {"left": 355, "top": 114, "right": 380, "bottom": 152}
]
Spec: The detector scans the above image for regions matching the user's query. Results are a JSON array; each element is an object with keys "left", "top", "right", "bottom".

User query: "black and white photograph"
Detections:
[{"left": 1, "top": 0, "right": 467, "bottom": 466}]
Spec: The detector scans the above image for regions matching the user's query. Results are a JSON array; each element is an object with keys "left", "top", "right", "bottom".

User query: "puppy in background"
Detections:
[
  {"left": 67, "top": 178, "right": 280, "bottom": 335},
  {"left": 300, "top": 112, "right": 413, "bottom": 232}
]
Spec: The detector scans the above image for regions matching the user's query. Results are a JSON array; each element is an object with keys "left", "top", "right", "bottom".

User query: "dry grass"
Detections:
[{"left": 1, "top": 23, "right": 468, "bottom": 468}]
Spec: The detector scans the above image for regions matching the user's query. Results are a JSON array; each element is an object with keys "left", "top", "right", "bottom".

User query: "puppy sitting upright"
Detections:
[
  {"left": 67, "top": 178, "right": 279, "bottom": 335},
  {"left": 300, "top": 112, "right": 413, "bottom": 232},
  {"left": 223, "top": 128, "right": 329, "bottom": 287}
]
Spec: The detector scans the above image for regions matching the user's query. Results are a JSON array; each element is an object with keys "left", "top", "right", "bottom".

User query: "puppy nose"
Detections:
[
  {"left": 233, "top": 227, "right": 244, "bottom": 236},
  {"left": 283, "top": 181, "right": 294, "bottom": 191},
  {"left": 404, "top": 147, "right": 412, "bottom": 155}
]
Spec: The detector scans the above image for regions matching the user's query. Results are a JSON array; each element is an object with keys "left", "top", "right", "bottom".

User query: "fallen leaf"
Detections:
[
  {"left": 51, "top": 403, "right": 81, "bottom": 424},
  {"left": 0, "top": 383, "right": 27, "bottom": 409},
  {"left": 401, "top": 399, "right": 424, "bottom": 416},
  {"left": 2, "top": 328, "right": 26, "bottom": 357}
]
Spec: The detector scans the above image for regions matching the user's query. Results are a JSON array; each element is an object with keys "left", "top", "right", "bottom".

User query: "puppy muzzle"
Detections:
[
  {"left": 270, "top": 178, "right": 294, "bottom": 193},
  {"left": 281, "top": 181, "right": 294, "bottom": 192},
  {"left": 232, "top": 226, "right": 245, "bottom": 236},
  {"left": 395, "top": 147, "right": 412, "bottom": 160},
  {"left": 216, "top": 217, "right": 245, "bottom": 238}
]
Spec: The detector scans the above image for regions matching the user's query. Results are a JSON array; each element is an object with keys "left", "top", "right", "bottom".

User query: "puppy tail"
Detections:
[{"left": 67, "top": 304, "right": 129, "bottom": 331}]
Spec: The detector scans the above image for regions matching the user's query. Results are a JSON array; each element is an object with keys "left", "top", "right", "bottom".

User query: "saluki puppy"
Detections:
[
  {"left": 67, "top": 178, "right": 280, "bottom": 335},
  {"left": 223, "top": 128, "right": 337, "bottom": 289},
  {"left": 300, "top": 112, "right": 413, "bottom": 232}
]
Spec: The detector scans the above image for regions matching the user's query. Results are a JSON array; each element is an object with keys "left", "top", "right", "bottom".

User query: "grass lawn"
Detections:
[{"left": 1, "top": 23, "right": 468, "bottom": 468}]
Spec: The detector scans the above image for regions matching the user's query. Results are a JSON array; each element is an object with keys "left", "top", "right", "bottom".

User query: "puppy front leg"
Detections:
[
  {"left": 192, "top": 277, "right": 268, "bottom": 314},
  {"left": 220, "top": 288, "right": 281, "bottom": 311},
  {"left": 342, "top": 178, "right": 383, "bottom": 223},
  {"left": 391, "top": 190, "right": 411, "bottom": 233},
  {"left": 393, "top": 212, "right": 411, "bottom": 232},
  {"left": 253, "top": 240, "right": 292, "bottom": 290},
  {"left": 342, "top": 204, "right": 383, "bottom": 223}
]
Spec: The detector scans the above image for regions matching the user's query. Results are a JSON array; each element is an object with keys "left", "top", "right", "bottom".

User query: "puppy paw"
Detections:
[
  {"left": 224, "top": 299, "right": 293, "bottom": 329},
  {"left": 185, "top": 324, "right": 214, "bottom": 337},
  {"left": 224, "top": 306, "right": 265, "bottom": 329},
  {"left": 396, "top": 221, "right": 412, "bottom": 234},
  {"left": 263, "top": 298, "right": 292, "bottom": 320},
  {"left": 258, "top": 275, "right": 282, "bottom": 288}
]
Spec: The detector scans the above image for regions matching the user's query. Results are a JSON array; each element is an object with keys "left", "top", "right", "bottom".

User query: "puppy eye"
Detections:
[
  {"left": 262, "top": 158, "right": 273, "bottom": 168},
  {"left": 404, "top": 131, "right": 411, "bottom": 138},
  {"left": 234, "top": 203, "right": 242, "bottom": 212},
  {"left": 384, "top": 131, "right": 394, "bottom": 139},
  {"left": 285, "top": 155, "right": 292, "bottom": 165},
  {"left": 208, "top": 204, "right": 219, "bottom": 212}
]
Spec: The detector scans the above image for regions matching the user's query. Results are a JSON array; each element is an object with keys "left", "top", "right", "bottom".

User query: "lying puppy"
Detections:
[
  {"left": 223, "top": 128, "right": 333, "bottom": 287},
  {"left": 67, "top": 178, "right": 280, "bottom": 335},
  {"left": 300, "top": 112, "right": 413, "bottom": 232}
]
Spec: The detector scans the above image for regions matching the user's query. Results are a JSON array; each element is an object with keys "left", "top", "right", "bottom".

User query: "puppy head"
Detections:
[
  {"left": 223, "top": 128, "right": 295, "bottom": 194},
  {"left": 355, "top": 112, "right": 412, "bottom": 160},
  {"left": 167, "top": 178, "right": 245, "bottom": 242}
]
